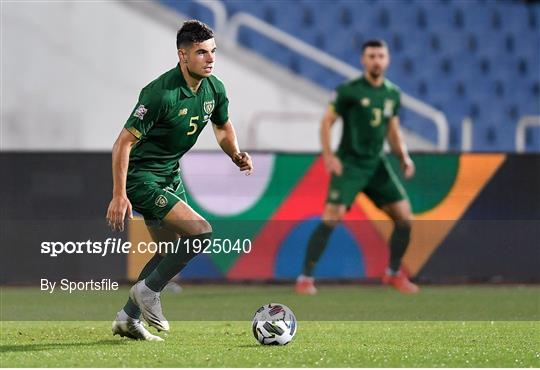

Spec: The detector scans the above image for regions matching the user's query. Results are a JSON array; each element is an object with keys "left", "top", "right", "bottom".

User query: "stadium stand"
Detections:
[{"left": 160, "top": 0, "right": 540, "bottom": 152}]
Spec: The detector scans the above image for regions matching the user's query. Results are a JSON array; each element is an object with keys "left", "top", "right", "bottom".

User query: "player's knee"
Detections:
[
  {"left": 192, "top": 220, "right": 212, "bottom": 235},
  {"left": 321, "top": 212, "right": 339, "bottom": 227},
  {"left": 202, "top": 222, "right": 213, "bottom": 235},
  {"left": 321, "top": 208, "right": 344, "bottom": 227},
  {"left": 321, "top": 218, "right": 339, "bottom": 228}
]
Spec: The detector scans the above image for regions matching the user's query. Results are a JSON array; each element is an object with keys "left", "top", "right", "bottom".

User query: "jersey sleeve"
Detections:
[
  {"left": 211, "top": 90, "right": 229, "bottom": 125},
  {"left": 123, "top": 87, "right": 163, "bottom": 139},
  {"left": 331, "top": 86, "right": 348, "bottom": 116}
]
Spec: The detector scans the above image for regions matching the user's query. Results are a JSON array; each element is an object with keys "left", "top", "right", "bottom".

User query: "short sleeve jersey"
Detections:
[
  {"left": 332, "top": 76, "right": 401, "bottom": 161},
  {"left": 124, "top": 64, "right": 229, "bottom": 176}
]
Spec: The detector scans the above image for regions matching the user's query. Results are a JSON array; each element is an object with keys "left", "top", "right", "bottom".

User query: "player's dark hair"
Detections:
[
  {"left": 362, "top": 39, "right": 388, "bottom": 54},
  {"left": 176, "top": 20, "right": 214, "bottom": 49}
]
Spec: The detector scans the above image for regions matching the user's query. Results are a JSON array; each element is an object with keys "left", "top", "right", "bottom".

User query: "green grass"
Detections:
[
  {"left": 2, "top": 285, "right": 539, "bottom": 321},
  {"left": 1, "top": 321, "right": 539, "bottom": 367},
  {"left": 1, "top": 285, "right": 539, "bottom": 367}
]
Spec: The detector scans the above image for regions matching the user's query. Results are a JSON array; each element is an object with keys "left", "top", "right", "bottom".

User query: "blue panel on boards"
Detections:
[{"left": 274, "top": 217, "right": 365, "bottom": 279}]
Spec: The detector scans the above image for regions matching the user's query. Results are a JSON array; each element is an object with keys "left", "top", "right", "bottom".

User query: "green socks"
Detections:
[
  {"left": 301, "top": 219, "right": 411, "bottom": 278},
  {"left": 145, "top": 232, "right": 212, "bottom": 292},
  {"left": 388, "top": 221, "right": 411, "bottom": 273},
  {"left": 302, "top": 223, "right": 334, "bottom": 277}
]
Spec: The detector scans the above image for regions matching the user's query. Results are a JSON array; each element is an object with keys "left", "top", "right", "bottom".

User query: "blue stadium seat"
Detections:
[
  {"left": 445, "top": 98, "right": 469, "bottom": 124},
  {"left": 518, "top": 95, "right": 540, "bottom": 116},
  {"left": 401, "top": 31, "right": 435, "bottom": 61},
  {"left": 525, "top": 129, "right": 540, "bottom": 152},
  {"left": 511, "top": 33, "right": 540, "bottom": 66},
  {"left": 426, "top": 5, "right": 463, "bottom": 31},
  {"left": 532, "top": 5, "right": 540, "bottom": 30},
  {"left": 309, "top": 3, "right": 341, "bottom": 31},
  {"left": 425, "top": 76, "right": 454, "bottom": 103},
  {"left": 161, "top": 0, "right": 215, "bottom": 28},
  {"left": 273, "top": 7, "right": 303, "bottom": 30},
  {"left": 440, "top": 32, "right": 467, "bottom": 55},
  {"left": 498, "top": 3, "right": 535, "bottom": 33},
  {"left": 387, "top": 3, "right": 420, "bottom": 32},
  {"left": 531, "top": 81, "right": 540, "bottom": 99},
  {"left": 462, "top": 6, "right": 492, "bottom": 32}
]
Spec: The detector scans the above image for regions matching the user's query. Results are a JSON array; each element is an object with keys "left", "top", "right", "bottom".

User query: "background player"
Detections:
[
  {"left": 296, "top": 39, "right": 418, "bottom": 295},
  {"left": 106, "top": 20, "right": 253, "bottom": 340}
]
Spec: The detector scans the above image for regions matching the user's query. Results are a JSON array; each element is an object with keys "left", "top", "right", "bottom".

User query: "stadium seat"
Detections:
[
  {"left": 421, "top": 4, "right": 456, "bottom": 31},
  {"left": 499, "top": 3, "right": 535, "bottom": 33},
  {"left": 273, "top": 7, "right": 303, "bottom": 30},
  {"left": 532, "top": 81, "right": 540, "bottom": 98},
  {"left": 417, "top": 79, "right": 428, "bottom": 98},
  {"left": 262, "top": 6, "right": 276, "bottom": 25}
]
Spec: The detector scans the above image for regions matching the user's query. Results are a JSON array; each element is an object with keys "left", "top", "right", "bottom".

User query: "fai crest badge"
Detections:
[
  {"left": 203, "top": 100, "right": 215, "bottom": 115},
  {"left": 133, "top": 105, "right": 148, "bottom": 120},
  {"left": 155, "top": 195, "right": 168, "bottom": 208},
  {"left": 384, "top": 99, "right": 395, "bottom": 117}
]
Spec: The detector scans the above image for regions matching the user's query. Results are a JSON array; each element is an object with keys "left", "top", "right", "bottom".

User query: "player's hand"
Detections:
[
  {"left": 106, "top": 195, "right": 133, "bottom": 232},
  {"left": 232, "top": 152, "right": 254, "bottom": 175},
  {"left": 324, "top": 154, "right": 343, "bottom": 176},
  {"left": 401, "top": 156, "right": 415, "bottom": 179}
]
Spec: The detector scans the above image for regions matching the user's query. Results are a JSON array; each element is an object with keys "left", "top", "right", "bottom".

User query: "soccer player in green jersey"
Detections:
[
  {"left": 295, "top": 39, "right": 419, "bottom": 295},
  {"left": 106, "top": 20, "right": 253, "bottom": 341}
]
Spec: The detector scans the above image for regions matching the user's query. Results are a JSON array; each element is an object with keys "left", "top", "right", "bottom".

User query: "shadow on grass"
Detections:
[
  {"left": 235, "top": 344, "right": 269, "bottom": 348},
  {"left": 234, "top": 343, "right": 283, "bottom": 348},
  {"left": 0, "top": 339, "right": 129, "bottom": 353}
]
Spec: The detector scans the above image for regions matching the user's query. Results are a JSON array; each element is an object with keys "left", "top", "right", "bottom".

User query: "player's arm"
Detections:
[
  {"left": 321, "top": 105, "right": 343, "bottom": 176},
  {"left": 212, "top": 120, "right": 253, "bottom": 175},
  {"left": 387, "top": 116, "right": 415, "bottom": 179},
  {"left": 106, "top": 128, "right": 138, "bottom": 231}
]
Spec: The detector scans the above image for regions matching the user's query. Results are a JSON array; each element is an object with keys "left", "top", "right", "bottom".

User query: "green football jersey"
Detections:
[
  {"left": 332, "top": 76, "right": 401, "bottom": 162},
  {"left": 124, "top": 64, "right": 229, "bottom": 176}
]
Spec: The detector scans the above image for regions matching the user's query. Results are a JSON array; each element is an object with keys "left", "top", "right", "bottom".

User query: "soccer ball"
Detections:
[{"left": 252, "top": 303, "right": 297, "bottom": 345}]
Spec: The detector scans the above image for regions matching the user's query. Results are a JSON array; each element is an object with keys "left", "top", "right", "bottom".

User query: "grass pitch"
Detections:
[{"left": 1, "top": 285, "right": 539, "bottom": 367}]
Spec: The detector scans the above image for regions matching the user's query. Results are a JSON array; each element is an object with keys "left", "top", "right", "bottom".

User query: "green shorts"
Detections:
[
  {"left": 327, "top": 156, "right": 407, "bottom": 208},
  {"left": 126, "top": 171, "right": 187, "bottom": 224}
]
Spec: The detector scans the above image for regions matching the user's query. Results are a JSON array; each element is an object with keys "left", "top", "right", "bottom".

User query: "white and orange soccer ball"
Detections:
[{"left": 252, "top": 303, "right": 297, "bottom": 345}]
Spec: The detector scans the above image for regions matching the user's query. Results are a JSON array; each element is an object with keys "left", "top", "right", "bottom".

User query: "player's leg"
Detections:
[
  {"left": 131, "top": 200, "right": 212, "bottom": 331},
  {"left": 365, "top": 158, "right": 418, "bottom": 293},
  {"left": 147, "top": 227, "right": 183, "bottom": 293},
  {"left": 302, "top": 203, "right": 347, "bottom": 276},
  {"left": 122, "top": 174, "right": 208, "bottom": 331},
  {"left": 123, "top": 226, "right": 178, "bottom": 319},
  {"left": 381, "top": 199, "right": 413, "bottom": 275},
  {"left": 380, "top": 199, "right": 418, "bottom": 293},
  {"left": 296, "top": 165, "right": 363, "bottom": 294},
  {"left": 113, "top": 226, "right": 178, "bottom": 341},
  {"left": 296, "top": 203, "right": 347, "bottom": 295},
  {"left": 143, "top": 201, "right": 211, "bottom": 292}
]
